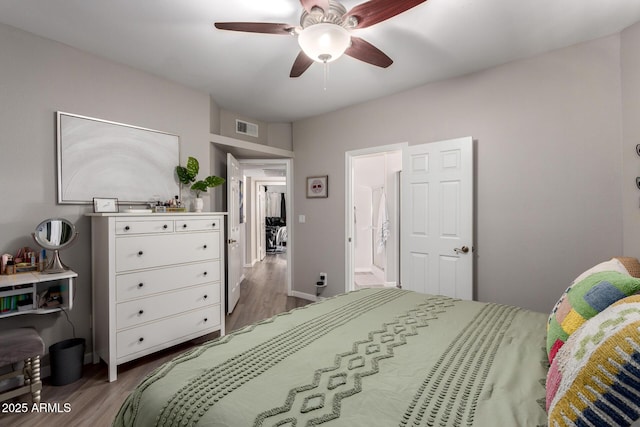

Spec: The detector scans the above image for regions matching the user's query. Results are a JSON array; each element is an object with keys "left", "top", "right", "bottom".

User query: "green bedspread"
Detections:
[{"left": 114, "top": 288, "right": 549, "bottom": 426}]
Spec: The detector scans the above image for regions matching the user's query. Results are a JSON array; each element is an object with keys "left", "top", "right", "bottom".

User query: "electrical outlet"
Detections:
[{"left": 320, "top": 272, "right": 326, "bottom": 281}]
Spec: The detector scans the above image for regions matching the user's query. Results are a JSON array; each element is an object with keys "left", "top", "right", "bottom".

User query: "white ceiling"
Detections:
[{"left": 1, "top": 0, "right": 639, "bottom": 123}]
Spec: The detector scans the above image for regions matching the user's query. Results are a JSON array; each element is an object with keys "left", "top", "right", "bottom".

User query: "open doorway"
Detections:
[
  {"left": 346, "top": 138, "right": 475, "bottom": 299},
  {"left": 345, "top": 144, "right": 404, "bottom": 292},
  {"left": 239, "top": 159, "right": 291, "bottom": 298}
]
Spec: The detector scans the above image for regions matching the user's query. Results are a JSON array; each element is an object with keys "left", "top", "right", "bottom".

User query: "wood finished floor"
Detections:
[{"left": 0, "top": 253, "right": 309, "bottom": 427}]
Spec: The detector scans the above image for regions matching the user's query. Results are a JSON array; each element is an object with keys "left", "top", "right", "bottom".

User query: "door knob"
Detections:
[
  {"left": 454, "top": 246, "right": 469, "bottom": 254},
  {"left": 228, "top": 239, "right": 237, "bottom": 244}
]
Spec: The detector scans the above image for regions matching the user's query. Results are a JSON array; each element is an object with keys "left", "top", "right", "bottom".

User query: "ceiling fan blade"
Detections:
[
  {"left": 344, "top": 0, "right": 428, "bottom": 29},
  {"left": 290, "top": 51, "right": 314, "bottom": 78},
  {"left": 345, "top": 37, "right": 393, "bottom": 68},
  {"left": 300, "top": 0, "right": 330, "bottom": 14},
  {"left": 214, "top": 22, "right": 294, "bottom": 35}
]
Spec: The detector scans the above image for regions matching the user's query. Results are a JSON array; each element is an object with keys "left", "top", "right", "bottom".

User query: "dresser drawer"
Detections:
[
  {"left": 115, "top": 220, "right": 174, "bottom": 235},
  {"left": 117, "top": 283, "right": 220, "bottom": 330},
  {"left": 115, "top": 232, "right": 219, "bottom": 272},
  {"left": 116, "top": 260, "right": 220, "bottom": 301},
  {"left": 175, "top": 218, "right": 221, "bottom": 232},
  {"left": 116, "top": 305, "right": 221, "bottom": 359}
]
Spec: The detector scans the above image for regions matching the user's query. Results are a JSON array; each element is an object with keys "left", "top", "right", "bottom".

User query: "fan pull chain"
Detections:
[{"left": 323, "top": 61, "right": 329, "bottom": 91}]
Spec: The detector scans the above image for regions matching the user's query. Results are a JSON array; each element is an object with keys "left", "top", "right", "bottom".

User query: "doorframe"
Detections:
[
  {"left": 239, "top": 158, "right": 293, "bottom": 298},
  {"left": 252, "top": 178, "right": 286, "bottom": 262},
  {"left": 345, "top": 143, "right": 407, "bottom": 293},
  {"left": 256, "top": 183, "right": 267, "bottom": 263}
]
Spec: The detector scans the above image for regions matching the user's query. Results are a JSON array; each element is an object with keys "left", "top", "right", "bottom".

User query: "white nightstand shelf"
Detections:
[{"left": 0, "top": 270, "right": 77, "bottom": 318}]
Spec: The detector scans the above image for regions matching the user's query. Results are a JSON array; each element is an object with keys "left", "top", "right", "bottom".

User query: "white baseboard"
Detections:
[
  {"left": 371, "top": 264, "right": 385, "bottom": 280},
  {"left": 290, "top": 290, "right": 317, "bottom": 302}
]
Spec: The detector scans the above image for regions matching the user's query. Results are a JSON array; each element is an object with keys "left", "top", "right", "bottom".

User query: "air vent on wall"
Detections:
[{"left": 236, "top": 119, "right": 259, "bottom": 138}]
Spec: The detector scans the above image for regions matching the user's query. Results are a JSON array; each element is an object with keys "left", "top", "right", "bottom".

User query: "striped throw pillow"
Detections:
[{"left": 546, "top": 295, "right": 640, "bottom": 426}]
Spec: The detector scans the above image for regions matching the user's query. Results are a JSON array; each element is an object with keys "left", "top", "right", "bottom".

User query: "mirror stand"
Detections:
[
  {"left": 32, "top": 218, "right": 79, "bottom": 274},
  {"left": 44, "top": 249, "right": 70, "bottom": 274}
]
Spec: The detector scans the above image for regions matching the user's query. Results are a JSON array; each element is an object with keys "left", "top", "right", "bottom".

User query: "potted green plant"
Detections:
[{"left": 176, "top": 156, "right": 225, "bottom": 212}]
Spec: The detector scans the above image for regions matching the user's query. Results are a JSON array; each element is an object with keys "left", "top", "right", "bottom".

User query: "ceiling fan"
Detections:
[{"left": 214, "top": 0, "right": 428, "bottom": 78}]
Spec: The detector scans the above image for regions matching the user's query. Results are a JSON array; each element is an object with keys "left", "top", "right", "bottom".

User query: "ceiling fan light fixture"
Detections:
[{"left": 298, "top": 23, "right": 350, "bottom": 63}]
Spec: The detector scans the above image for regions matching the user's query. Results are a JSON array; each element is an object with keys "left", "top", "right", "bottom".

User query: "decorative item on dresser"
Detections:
[
  {"left": 87, "top": 212, "right": 227, "bottom": 381},
  {"left": 176, "top": 156, "right": 225, "bottom": 213}
]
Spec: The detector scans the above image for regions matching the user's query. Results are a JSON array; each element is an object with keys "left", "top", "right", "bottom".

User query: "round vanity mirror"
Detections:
[{"left": 32, "top": 218, "right": 78, "bottom": 273}]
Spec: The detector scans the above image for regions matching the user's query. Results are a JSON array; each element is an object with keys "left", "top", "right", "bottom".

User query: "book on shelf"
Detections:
[{"left": 0, "top": 294, "right": 34, "bottom": 313}]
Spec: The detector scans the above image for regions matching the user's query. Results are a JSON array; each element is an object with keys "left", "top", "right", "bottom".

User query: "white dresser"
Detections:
[{"left": 87, "top": 213, "right": 226, "bottom": 381}]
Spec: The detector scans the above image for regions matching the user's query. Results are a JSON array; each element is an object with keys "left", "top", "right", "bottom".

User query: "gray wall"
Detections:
[
  {"left": 622, "top": 23, "right": 640, "bottom": 257},
  {"left": 0, "top": 23, "right": 211, "bottom": 357},
  {"left": 292, "top": 34, "right": 625, "bottom": 313},
  {"left": 210, "top": 95, "right": 221, "bottom": 135}
]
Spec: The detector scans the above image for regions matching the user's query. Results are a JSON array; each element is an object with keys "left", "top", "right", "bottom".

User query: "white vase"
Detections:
[{"left": 194, "top": 197, "right": 204, "bottom": 213}]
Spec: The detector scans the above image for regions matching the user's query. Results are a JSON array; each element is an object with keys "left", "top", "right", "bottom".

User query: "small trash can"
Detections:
[{"left": 49, "top": 338, "right": 85, "bottom": 386}]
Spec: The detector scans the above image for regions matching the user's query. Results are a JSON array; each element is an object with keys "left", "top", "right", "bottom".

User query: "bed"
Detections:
[
  {"left": 114, "top": 288, "right": 549, "bottom": 426},
  {"left": 114, "top": 257, "right": 640, "bottom": 427}
]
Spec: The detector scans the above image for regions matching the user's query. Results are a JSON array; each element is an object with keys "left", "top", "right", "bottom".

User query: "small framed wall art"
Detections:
[
  {"left": 93, "top": 197, "right": 119, "bottom": 213},
  {"left": 306, "top": 175, "right": 328, "bottom": 198}
]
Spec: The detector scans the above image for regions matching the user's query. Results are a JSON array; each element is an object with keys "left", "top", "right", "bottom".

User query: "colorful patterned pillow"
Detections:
[
  {"left": 546, "top": 262, "right": 640, "bottom": 364},
  {"left": 546, "top": 295, "right": 640, "bottom": 426},
  {"left": 570, "top": 258, "right": 628, "bottom": 284}
]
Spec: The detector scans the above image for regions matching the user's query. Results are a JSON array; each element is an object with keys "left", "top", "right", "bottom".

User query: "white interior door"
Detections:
[
  {"left": 227, "top": 153, "right": 242, "bottom": 313},
  {"left": 400, "top": 136, "right": 474, "bottom": 299}
]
